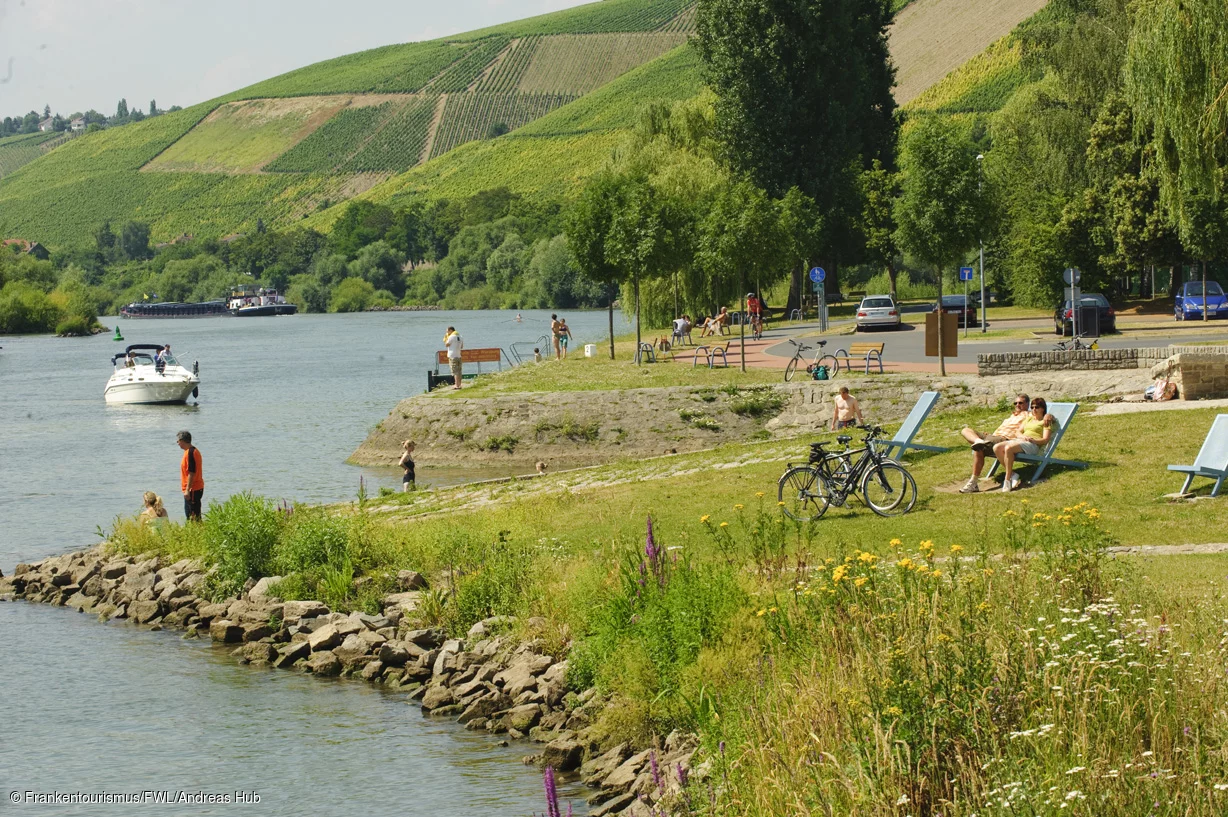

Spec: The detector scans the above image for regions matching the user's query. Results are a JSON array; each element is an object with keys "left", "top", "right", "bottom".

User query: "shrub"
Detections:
[
  {"left": 328, "top": 277, "right": 376, "bottom": 313},
  {"left": 728, "top": 388, "right": 786, "bottom": 418},
  {"left": 0, "top": 281, "right": 60, "bottom": 333},
  {"left": 55, "top": 315, "right": 93, "bottom": 336},
  {"left": 202, "top": 493, "right": 283, "bottom": 598},
  {"left": 478, "top": 434, "right": 519, "bottom": 453},
  {"left": 273, "top": 507, "right": 350, "bottom": 575}
]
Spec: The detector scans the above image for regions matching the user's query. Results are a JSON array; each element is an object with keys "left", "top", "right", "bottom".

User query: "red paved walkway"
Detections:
[{"left": 666, "top": 335, "right": 978, "bottom": 375}]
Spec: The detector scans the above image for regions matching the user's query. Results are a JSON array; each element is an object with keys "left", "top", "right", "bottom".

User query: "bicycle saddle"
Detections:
[
  {"left": 836, "top": 435, "right": 852, "bottom": 445},
  {"left": 817, "top": 340, "right": 827, "bottom": 347}
]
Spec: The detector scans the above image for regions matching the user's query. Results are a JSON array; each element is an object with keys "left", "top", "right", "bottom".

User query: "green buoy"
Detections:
[{"left": 113, "top": 323, "right": 124, "bottom": 342}]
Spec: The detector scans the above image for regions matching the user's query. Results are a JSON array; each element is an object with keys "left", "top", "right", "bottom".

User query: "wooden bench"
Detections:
[
  {"left": 435, "top": 347, "right": 504, "bottom": 378},
  {"left": 832, "top": 342, "right": 885, "bottom": 374}
]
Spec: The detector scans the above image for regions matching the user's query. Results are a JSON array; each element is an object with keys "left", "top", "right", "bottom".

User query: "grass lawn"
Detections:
[
  {"left": 436, "top": 337, "right": 781, "bottom": 397},
  {"left": 369, "top": 402, "right": 1227, "bottom": 553}
]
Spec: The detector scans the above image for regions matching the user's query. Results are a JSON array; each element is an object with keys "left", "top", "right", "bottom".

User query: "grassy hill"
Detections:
[{"left": 0, "top": 0, "right": 1047, "bottom": 247}]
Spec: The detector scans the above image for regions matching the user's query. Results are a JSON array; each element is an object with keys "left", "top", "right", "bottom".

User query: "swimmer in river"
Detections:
[{"left": 515, "top": 313, "right": 523, "bottom": 323}]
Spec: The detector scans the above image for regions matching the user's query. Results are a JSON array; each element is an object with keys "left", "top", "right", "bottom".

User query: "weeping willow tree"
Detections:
[{"left": 1125, "top": 0, "right": 1228, "bottom": 229}]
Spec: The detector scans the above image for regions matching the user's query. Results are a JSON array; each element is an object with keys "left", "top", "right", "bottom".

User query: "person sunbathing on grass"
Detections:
[{"left": 958, "top": 394, "right": 1029, "bottom": 494}]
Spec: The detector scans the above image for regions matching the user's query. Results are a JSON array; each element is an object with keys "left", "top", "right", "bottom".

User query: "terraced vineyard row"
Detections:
[
  {"left": 517, "top": 33, "right": 688, "bottom": 94},
  {"left": 340, "top": 97, "right": 439, "bottom": 173},
  {"left": 478, "top": 37, "right": 542, "bottom": 93},
  {"left": 429, "top": 93, "right": 579, "bottom": 159},
  {"left": 264, "top": 103, "right": 394, "bottom": 173},
  {"left": 456, "top": 0, "right": 694, "bottom": 39},
  {"left": 0, "top": 132, "right": 72, "bottom": 180},
  {"left": 237, "top": 41, "right": 463, "bottom": 98},
  {"left": 430, "top": 36, "right": 512, "bottom": 93},
  {"left": 906, "top": 37, "right": 1030, "bottom": 114},
  {"left": 656, "top": 4, "right": 696, "bottom": 33}
]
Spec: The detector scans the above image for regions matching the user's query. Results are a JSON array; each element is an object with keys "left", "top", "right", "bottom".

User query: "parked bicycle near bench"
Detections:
[
  {"left": 783, "top": 339, "right": 840, "bottom": 383},
  {"left": 777, "top": 425, "right": 918, "bottom": 520}
]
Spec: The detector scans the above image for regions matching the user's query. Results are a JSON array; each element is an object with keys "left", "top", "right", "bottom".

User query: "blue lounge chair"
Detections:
[
  {"left": 1168, "top": 414, "right": 1228, "bottom": 497},
  {"left": 879, "top": 391, "right": 950, "bottom": 458},
  {"left": 986, "top": 402, "right": 1087, "bottom": 484}
]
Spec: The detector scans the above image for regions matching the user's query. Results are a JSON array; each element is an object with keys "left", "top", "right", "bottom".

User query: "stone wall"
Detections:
[
  {"left": 978, "top": 346, "right": 1228, "bottom": 377},
  {"left": 1150, "top": 353, "right": 1228, "bottom": 400}
]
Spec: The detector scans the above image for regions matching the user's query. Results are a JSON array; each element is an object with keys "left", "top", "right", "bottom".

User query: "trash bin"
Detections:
[
  {"left": 584, "top": 343, "right": 597, "bottom": 358},
  {"left": 1078, "top": 306, "right": 1100, "bottom": 338}
]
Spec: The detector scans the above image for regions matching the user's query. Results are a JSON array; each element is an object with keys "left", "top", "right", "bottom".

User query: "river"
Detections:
[{"left": 0, "top": 308, "right": 623, "bottom": 816}]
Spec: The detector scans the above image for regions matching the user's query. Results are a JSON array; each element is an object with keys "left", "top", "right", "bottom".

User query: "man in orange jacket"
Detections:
[{"left": 177, "top": 430, "right": 204, "bottom": 521}]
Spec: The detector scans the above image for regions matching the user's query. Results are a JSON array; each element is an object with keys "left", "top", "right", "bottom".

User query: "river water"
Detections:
[{"left": 0, "top": 308, "right": 622, "bottom": 816}]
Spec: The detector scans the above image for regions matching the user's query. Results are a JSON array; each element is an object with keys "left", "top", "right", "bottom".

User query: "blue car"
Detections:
[{"left": 1175, "top": 281, "right": 1228, "bottom": 320}]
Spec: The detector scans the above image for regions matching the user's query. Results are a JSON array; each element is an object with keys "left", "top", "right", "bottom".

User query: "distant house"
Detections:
[
  {"left": 38, "top": 117, "right": 54, "bottom": 132},
  {"left": 70, "top": 117, "right": 86, "bottom": 132},
  {"left": 3, "top": 238, "right": 51, "bottom": 260}
]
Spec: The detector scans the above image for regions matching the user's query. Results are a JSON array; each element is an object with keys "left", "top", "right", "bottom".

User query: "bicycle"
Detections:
[
  {"left": 783, "top": 339, "right": 840, "bottom": 383},
  {"left": 750, "top": 312, "right": 764, "bottom": 341},
  {"left": 777, "top": 425, "right": 918, "bottom": 520},
  {"left": 1053, "top": 334, "right": 1099, "bottom": 351}
]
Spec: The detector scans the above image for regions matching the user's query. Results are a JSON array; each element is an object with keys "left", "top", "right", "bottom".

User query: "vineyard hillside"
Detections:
[
  {"left": 0, "top": 132, "right": 76, "bottom": 181},
  {"left": 0, "top": 0, "right": 1049, "bottom": 246}
]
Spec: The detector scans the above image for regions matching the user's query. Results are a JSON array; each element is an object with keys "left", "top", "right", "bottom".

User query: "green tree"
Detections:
[
  {"left": 696, "top": 0, "right": 896, "bottom": 298},
  {"left": 347, "top": 241, "right": 406, "bottom": 298},
  {"left": 606, "top": 176, "right": 681, "bottom": 361},
  {"left": 149, "top": 100, "right": 158, "bottom": 116},
  {"left": 859, "top": 160, "right": 901, "bottom": 300},
  {"left": 119, "top": 221, "right": 152, "bottom": 261},
  {"left": 1126, "top": 0, "right": 1228, "bottom": 230},
  {"left": 896, "top": 117, "right": 988, "bottom": 375},
  {"left": 330, "top": 201, "right": 395, "bottom": 258},
  {"left": 329, "top": 277, "right": 376, "bottom": 313},
  {"left": 567, "top": 170, "right": 629, "bottom": 359}
]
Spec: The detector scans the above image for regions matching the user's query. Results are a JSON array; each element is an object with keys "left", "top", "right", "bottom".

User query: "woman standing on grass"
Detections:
[
  {"left": 558, "top": 319, "right": 572, "bottom": 359},
  {"left": 399, "top": 440, "right": 416, "bottom": 492},
  {"left": 550, "top": 314, "right": 563, "bottom": 360}
]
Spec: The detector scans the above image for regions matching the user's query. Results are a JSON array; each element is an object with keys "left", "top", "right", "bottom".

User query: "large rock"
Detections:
[
  {"left": 582, "top": 743, "right": 630, "bottom": 786},
  {"left": 382, "top": 591, "right": 422, "bottom": 615},
  {"left": 274, "top": 640, "right": 311, "bottom": 668},
  {"left": 198, "top": 602, "right": 231, "bottom": 621},
  {"left": 360, "top": 660, "right": 384, "bottom": 681},
  {"left": 283, "top": 600, "right": 329, "bottom": 621},
  {"left": 247, "top": 575, "right": 283, "bottom": 601},
  {"left": 334, "top": 634, "right": 372, "bottom": 668},
  {"left": 397, "top": 570, "right": 428, "bottom": 590},
  {"left": 542, "top": 737, "right": 584, "bottom": 772},
  {"left": 242, "top": 642, "right": 277, "bottom": 663},
  {"left": 307, "top": 623, "right": 341, "bottom": 651},
  {"left": 129, "top": 599, "right": 162, "bottom": 624},
  {"left": 457, "top": 694, "right": 504, "bottom": 725},
  {"left": 589, "top": 793, "right": 636, "bottom": 817},
  {"left": 502, "top": 703, "right": 542, "bottom": 733},
  {"left": 378, "top": 642, "right": 411, "bottom": 667},
  {"left": 209, "top": 620, "right": 244, "bottom": 643},
  {"left": 421, "top": 684, "right": 455, "bottom": 710},
  {"left": 603, "top": 750, "right": 652, "bottom": 791},
  {"left": 305, "top": 650, "right": 342, "bottom": 676},
  {"left": 495, "top": 656, "right": 551, "bottom": 698}
]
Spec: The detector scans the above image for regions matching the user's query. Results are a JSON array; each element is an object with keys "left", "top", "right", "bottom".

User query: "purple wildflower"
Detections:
[
  {"left": 677, "top": 762, "right": 689, "bottom": 786},
  {"left": 650, "top": 749, "right": 663, "bottom": 790},
  {"left": 646, "top": 515, "right": 657, "bottom": 561},
  {"left": 719, "top": 740, "right": 726, "bottom": 756},
  {"left": 543, "top": 766, "right": 560, "bottom": 817}
]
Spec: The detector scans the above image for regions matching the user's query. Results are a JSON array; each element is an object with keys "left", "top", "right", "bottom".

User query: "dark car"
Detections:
[
  {"left": 936, "top": 294, "right": 977, "bottom": 327},
  {"left": 1054, "top": 293, "right": 1115, "bottom": 336}
]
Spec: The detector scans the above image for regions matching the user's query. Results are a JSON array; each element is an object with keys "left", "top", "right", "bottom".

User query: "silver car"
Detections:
[{"left": 855, "top": 296, "right": 900, "bottom": 330}]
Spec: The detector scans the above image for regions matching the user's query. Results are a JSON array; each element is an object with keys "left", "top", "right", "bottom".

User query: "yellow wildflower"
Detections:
[
  {"left": 720, "top": 522, "right": 729, "bottom": 528},
  {"left": 756, "top": 492, "right": 766, "bottom": 498},
  {"left": 1032, "top": 522, "right": 1043, "bottom": 528},
  {"left": 701, "top": 515, "right": 710, "bottom": 523},
  {"left": 977, "top": 601, "right": 991, "bottom": 612},
  {"left": 769, "top": 606, "right": 778, "bottom": 614},
  {"left": 889, "top": 538, "right": 903, "bottom": 548},
  {"left": 734, "top": 504, "right": 744, "bottom": 510},
  {"left": 1003, "top": 509, "right": 1018, "bottom": 518},
  {"left": 897, "top": 558, "right": 914, "bottom": 571},
  {"left": 930, "top": 569, "right": 942, "bottom": 578},
  {"left": 1019, "top": 498, "right": 1029, "bottom": 504},
  {"left": 1033, "top": 512, "right": 1045, "bottom": 520},
  {"left": 777, "top": 501, "right": 786, "bottom": 507},
  {"left": 886, "top": 706, "right": 903, "bottom": 717},
  {"left": 831, "top": 565, "right": 848, "bottom": 583},
  {"left": 950, "top": 545, "right": 964, "bottom": 554},
  {"left": 854, "top": 577, "right": 869, "bottom": 587},
  {"left": 858, "top": 551, "right": 879, "bottom": 564},
  {"left": 756, "top": 609, "right": 767, "bottom": 617}
]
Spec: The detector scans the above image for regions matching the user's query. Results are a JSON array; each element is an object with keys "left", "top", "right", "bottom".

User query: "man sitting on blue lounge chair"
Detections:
[{"left": 958, "top": 394, "right": 1029, "bottom": 494}]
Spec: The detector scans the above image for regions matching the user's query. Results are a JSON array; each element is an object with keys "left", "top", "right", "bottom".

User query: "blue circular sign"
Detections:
[{"left": 809, "top": 267, "right": 826, "bottom": 283}]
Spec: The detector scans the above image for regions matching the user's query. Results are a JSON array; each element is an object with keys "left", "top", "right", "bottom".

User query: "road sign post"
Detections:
[
  {"left": 1063, "top": 267, "right": 1081, "bottom": 339},
  {"left": 809, "top": 267, "right": 827, "bottom": 332},
  {"left": 959, "top": 267, "right": 974, "bottom": 337}
]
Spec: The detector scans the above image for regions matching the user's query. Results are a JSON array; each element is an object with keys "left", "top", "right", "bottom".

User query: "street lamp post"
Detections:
[{"left": 977, "top": 153, "right": 986, "bottom": 333}]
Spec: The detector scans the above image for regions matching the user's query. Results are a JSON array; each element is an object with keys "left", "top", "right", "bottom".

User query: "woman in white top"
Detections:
[{"left": 831, "top": 386, "right": 864, "bottom": 430}]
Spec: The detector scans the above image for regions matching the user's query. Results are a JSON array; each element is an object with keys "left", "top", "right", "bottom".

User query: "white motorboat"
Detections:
[{"left": 104, "top": 344, "right": 200, "bottom": 405}]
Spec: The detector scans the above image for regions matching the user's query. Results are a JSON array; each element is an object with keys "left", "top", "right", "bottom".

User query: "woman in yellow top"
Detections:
[
  {"left": 139, "top": 491, "right": 168, "bottom": 524},
  {"left": 994, "top": 397, "right": 1053, "bottom": 492}
]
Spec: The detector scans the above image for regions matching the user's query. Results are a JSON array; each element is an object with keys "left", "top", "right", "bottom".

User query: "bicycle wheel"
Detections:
[
  {"left": 816, "top": 355, "right": 840, "bottom": 378},
  {"left": 861, "top": 462, "right": 918, "bottom": 517},
  {"left": 784, "top": 357, "right": 800, "bottom": 382},
  {"left": 778, "top": 466, "right": 831, "bottom": 522}
]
